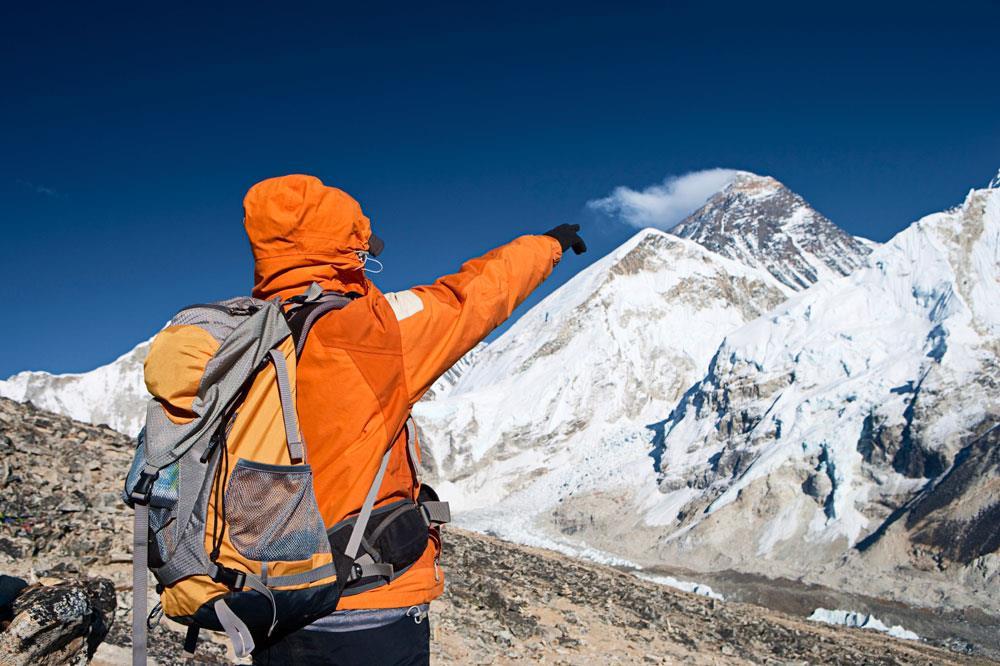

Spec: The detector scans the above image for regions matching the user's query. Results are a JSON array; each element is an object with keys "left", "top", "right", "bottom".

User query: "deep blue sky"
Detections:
[{"left": 2, "top": 2, "right": 998, "bottom": 376}]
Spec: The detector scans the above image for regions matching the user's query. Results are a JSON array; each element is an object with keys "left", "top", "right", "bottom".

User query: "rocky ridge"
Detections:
[{"left": 434, "top": 529, "right": 991, "bottom": 665}]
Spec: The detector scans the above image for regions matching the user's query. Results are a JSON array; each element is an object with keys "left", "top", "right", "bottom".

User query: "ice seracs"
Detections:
[{"left": 808, "top": 609, "right": 920, "bottom": 641}]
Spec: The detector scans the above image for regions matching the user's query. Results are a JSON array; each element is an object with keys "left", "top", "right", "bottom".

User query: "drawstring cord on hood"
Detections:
[{"left": 358, "top": 251, "right": 384, "bottom": 274}]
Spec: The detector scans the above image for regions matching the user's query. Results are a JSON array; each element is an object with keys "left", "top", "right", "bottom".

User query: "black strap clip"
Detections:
[
  {"left": 200, "top": 432, "right": 221, "bottom": 463},
  {"left": 211, "top": 565, "right": 247, "bottom": 590},
  {"left": 129, "top": 470, "right": 159, "bottom": 505}
]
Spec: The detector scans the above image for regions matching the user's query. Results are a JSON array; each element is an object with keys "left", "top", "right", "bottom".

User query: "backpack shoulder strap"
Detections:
[
  {"left": 283, "top": 286, "right": 354, "bottom": 356},
  {"left": 404, "top": 417, "right": 451, "bottom": 525}
]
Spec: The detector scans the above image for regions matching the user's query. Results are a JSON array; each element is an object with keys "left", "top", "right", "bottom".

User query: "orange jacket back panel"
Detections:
[{"left": 238, "top": 174, "right": 562, "bottom": 609}]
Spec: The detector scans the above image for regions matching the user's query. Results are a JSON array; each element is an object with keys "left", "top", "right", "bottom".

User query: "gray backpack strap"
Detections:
[
  {"left": 268, "top": 348, "right": 305, "bottom": 463},
  {"left": 404, "top": 417, "right": 420, "bottom": 478},
  {"left": 334, "top": 417, "right": 412, "bottom": 589},
  {"left": 265, "top": 562, "right": 335, "bottom": 587},
  {"left": 329, "top": 444, "right": 395, "bottom": 593},
  {"left": 295, "top": 293, "right": 352, "bottom": 356},
  {"left": 244, "top": 572, "right": 278, "bottom": 636},
  {"left": 353, "top": 556, "right": 395, "bottom": 579},
  {"left": 404, "top": 416, "right": 451, "bottom": 525},
  {"left": 420, "top": 501, "right": 451, "bottom": 525},
  {"left": 344, "top": 446, "right": 393, "bottom": 563},
  {"left": 302, "top": 282, "right": 324, "bottom": 302},
  {"left": 213, "top": 598, "right": 255, "bottom": 658},
  {"left": 132, "top": 502, "right": 149, "bottom": 666},
  {"left": 205, "top": 563, "right": 278, "bottom": 637},
  {"left": 283, "top": 285, "right": 353, "bottom": 357}
]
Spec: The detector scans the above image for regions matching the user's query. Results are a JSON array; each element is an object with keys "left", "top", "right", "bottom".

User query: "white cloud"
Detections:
[
  {"left": 587, "top": 168, "right": 742, "bottom": 230},
  {"left": 16, "top": 178, "right": 58, "bottom": 197}
]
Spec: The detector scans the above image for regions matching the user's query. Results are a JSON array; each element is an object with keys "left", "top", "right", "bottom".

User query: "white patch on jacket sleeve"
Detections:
[{"left": 385, "top": 290, "right": 425, "bottom": 321}]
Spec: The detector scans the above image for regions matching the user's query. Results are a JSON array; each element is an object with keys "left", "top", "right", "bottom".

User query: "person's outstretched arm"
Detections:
[{"left": 388, "top": 225, "right": 585, "bottom": 405}]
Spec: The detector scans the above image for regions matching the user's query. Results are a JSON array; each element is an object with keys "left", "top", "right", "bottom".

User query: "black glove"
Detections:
[{"left": 543, "top": 224, "right": 587, "bottom": 255}]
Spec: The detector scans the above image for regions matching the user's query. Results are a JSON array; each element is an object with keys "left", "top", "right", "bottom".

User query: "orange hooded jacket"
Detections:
[{"left": 236, "top": 174, "right": 562, "bottom": 609}]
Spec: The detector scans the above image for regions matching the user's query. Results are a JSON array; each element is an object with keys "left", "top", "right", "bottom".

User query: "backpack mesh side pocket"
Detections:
[{"left": 224, "top": 459, "right": 329, "bottom": 562}]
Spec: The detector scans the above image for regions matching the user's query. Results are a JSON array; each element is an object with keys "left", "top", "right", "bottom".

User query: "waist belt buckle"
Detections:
[{"left": 211, "top": 565, "right": 247, "bottom": 590}]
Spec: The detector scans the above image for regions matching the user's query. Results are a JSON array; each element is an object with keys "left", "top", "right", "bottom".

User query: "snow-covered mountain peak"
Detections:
[
  {"left": 652, "top": 185, "right": 999, "bottom": 568},
  {"left": 841, "top": 185, "right": 999, "bottom": 350},
  {"left": 0, "top": 338, "right": 153, "bottom": 436},
  {"left": 723, "top": 171, "right": 781, "bottom": 195},
  {"left": 671, "top": 172, "right": 873, "bottom": 290}
]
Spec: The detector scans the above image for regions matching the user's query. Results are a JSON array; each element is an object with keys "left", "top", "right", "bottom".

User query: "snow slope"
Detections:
[{"left": 414, "top": 226, "right": 789, "bottom": 527}]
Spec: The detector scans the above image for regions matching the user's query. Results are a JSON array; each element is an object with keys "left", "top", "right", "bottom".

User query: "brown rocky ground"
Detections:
[
  {"left": 432, "top": 529, "right": 992, "bottom": 665},
  {"left": 1, "top": 398, "right": 995, "bottom": 664}
]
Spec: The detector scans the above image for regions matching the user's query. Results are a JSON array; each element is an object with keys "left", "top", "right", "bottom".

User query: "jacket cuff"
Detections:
[{"left": 538, "top": 234, "right": 564, "bottom": 263}]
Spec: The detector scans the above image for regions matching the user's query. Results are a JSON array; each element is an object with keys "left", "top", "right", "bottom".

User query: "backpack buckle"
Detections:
[
  {"left": 129, "top": 470, "right": 159, "bottom": 505},
  {"left": 211, "top": 565, "right": 247, "bottom": 590},
  {"left": 200, "top": 432, "right": 222, "bottom": 463}
]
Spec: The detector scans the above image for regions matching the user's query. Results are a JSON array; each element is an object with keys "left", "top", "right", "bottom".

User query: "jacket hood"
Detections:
[{"left": 244, "top": 174, "right": 378, "bottom": 300}]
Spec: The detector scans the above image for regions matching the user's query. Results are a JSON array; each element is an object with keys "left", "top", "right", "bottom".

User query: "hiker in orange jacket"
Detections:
[{"left": 243, "top": 174, "right": 586, "bottom": 665}]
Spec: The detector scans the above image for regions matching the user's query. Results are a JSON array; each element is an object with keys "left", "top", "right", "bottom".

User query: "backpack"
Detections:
[{"left": 123, "top": 284, "right": 450, "bottom": 663}]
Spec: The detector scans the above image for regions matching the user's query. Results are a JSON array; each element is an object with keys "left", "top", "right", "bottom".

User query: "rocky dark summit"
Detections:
[{"left": 671, "top": 172, "right": 872, "bottom": 291}]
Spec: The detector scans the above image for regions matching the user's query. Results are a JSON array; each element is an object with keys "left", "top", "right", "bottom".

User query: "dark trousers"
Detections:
[{"left": 251, "top": 613, "right": 430, "bottom": 666}]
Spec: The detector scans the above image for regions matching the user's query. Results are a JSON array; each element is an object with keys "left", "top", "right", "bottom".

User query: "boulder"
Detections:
[{"left": 0, "top": 576, "right": 115, "bottom": 665}]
